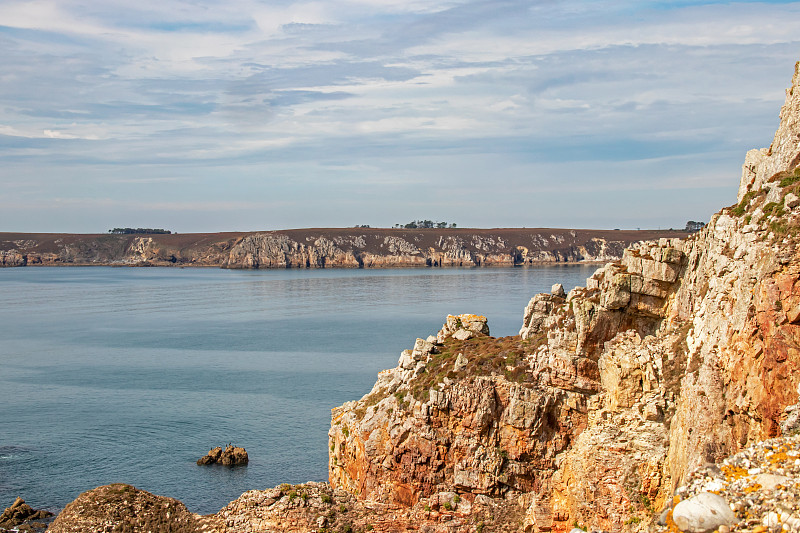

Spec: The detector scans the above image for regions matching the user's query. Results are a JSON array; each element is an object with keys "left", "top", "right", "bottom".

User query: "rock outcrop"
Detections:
[
  {"left": 740, "top": 61, "right": 800, "bottom": 202},
  {"left": 0, "top": 228, "right": 685, "bottom": 268},
  {"left": 46, "top": 484, "right": 207, "bottom": 533},
  {"left": 197, "top": 445, "right": 249, "bottom": 466},
  {"left": 0, "top": 497, "right": 52, "bottom": 530}
]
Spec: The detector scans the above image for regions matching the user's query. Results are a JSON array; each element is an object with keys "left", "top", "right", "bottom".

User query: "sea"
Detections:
[{"left": 0, "top": 264, "right": 597, "bottom": 515}]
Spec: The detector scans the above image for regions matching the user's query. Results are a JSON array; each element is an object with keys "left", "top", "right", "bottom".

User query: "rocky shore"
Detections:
[
  {"left": 0, "top": 228, "right": 686, "bottom": 269},
  {"left": 14, "top": 61, "right": 800, "bottom": 533}
]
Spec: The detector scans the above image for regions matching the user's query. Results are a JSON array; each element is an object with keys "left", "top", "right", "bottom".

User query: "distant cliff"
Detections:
[{"left": 0, "top": 228, "right": 685, "bottom": 269}]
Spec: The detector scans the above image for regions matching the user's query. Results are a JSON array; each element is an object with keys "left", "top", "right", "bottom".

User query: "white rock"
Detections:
[
  {"left": 766, "top": 182, "right": 783, "bottom": 204},
  {"left": 700, "top": 479, "right": 725, "bottom": 493},
  {"left": 764, "top": 511, "right": 781, "bottom": 528},
  {"left": 672, "top": 492, "right": 736, "bottom": 533},
  {"left": 785, "top": 192, "right": 800, "bottom": 209},
  {"left": 452, "top": 329, "right": 475, "bottom": 341},
  {"left": 398, "top": 350, "right": 414, "bottom": 370},
  {"left": 551, "top": 283, "right": 566, "bottom": 297},
  {"left": 754, "top": 473, "right": 790, "bottom": 491}
]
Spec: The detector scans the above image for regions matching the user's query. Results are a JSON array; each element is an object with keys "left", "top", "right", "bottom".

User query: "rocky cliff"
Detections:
[
  {"left": 327, "top": 63, "right": 800, "bottom": 532},
  {"left": 0, "top": 228, "right": 684, "bottom": 269}
]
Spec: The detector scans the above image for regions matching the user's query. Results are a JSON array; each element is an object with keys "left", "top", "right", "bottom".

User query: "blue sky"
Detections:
[{"left": 1, "top": 0, "right": 799, "bottom": 233}]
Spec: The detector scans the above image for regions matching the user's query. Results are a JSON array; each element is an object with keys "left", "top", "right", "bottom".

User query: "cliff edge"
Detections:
[{"left": 328, "top": 62, "right": 800, "bottom": 532}]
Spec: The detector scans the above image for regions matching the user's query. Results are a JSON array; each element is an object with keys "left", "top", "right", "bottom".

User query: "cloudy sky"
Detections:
[{"left": 1, "top": 0, "right": 799, "bottom": 233}]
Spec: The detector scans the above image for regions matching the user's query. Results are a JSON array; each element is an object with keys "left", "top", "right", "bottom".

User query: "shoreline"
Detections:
[
  {"left": 5, "top": 260, "right": 613, "bottom": 269},
  {"left": 1, "top": 227, "right": 688, "bottom": 270}
]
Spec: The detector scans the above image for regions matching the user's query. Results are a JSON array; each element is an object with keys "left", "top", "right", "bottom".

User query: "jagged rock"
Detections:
[
  {"left": 519, "top": 293, "right": 563, "bottom": 338},
  {"left": 551, "top": 283, "right": 566, "bottom": 297},
  {"left": 739, "top": 61, "right": 800, "bottom": 201},
  {"left": 197, "top": 445, "right": 248, "bottom": 466},
  {"left": 671, "top": 492, "right": 736, "bottom": 533},
  {"left": 453, "top": 353, "right": 468, "bottom": 371},
  {"left": 0, "top": 497, "right": 52, "bottom": 530},
  {"left": 436, "top": 314, "right": 489, "bottom": 343}
]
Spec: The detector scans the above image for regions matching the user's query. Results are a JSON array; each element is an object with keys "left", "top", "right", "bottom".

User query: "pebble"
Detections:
[{"left": 658, "top": 435, "right": 800, "bottom": 533}]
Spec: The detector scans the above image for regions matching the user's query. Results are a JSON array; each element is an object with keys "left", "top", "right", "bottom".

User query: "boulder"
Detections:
[
  {"left": 197, "top": 444, "right": 248, "bottom": 466},
  {"left": 453, "top": 353, "right": 468, "bottom": 372},
  {"left": 551, "top": 283, "right": 566, "bottom": 297},
  {"left": 672, "top": 492, "right": 736, "bottom": 533},
  {"left": 0, "top": 497, "right": 52, "bottom": 530},
  {"left": 452, "top": 329, "right": 475, "bottom": 341}
]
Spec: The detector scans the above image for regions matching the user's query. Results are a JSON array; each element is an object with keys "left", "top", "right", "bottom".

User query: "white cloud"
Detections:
[{"left": 1, "top": 0, "right": 799, "bottom": 232}]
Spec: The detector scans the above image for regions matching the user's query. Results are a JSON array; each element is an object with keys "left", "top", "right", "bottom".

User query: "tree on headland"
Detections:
[
  {"left": 108, "top": 228, "right": 172, "bottom": 235},
  {"left": 684, "top": 221, "right": 706, "bottom": 232},
  {"left": 393, "top": 220, "right": 457, "bottom": 229}
]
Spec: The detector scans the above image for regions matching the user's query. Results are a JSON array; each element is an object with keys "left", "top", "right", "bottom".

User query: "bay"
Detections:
[{"left": 0, "top": 265, "right": 596, "bottom": 514}]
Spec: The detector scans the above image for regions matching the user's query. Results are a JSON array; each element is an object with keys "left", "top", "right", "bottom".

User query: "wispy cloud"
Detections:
[{"left": 0, "top": 0, "right": 799, "bottom": 232}]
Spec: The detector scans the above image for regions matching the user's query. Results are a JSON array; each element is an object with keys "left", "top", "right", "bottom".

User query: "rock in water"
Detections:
[
  {"left": 0, "top": 497, "right": 52, "bottom": 530},
  {"left": 220, "top": 445, "right": 248, "bottom": 466},
  {"left": 197, "top": 444, "right": 248, "bottom": 466},
  {"left": 672, "top": 492, "right": 736, "bottom": 533}
]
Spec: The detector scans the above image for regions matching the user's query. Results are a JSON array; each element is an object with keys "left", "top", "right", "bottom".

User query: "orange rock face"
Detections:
[{"left": 328, "top": 63, "right": 800, "bottom": 533}]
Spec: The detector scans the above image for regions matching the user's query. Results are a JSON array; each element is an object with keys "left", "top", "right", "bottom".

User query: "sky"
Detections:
[{"left": 1, "top": 1, "right": 800, "bottom": 233}]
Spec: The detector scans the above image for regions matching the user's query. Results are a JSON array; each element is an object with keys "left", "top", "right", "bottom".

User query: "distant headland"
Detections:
[{"left": 0, "top": 227, "right": 689, "bottom": 269}]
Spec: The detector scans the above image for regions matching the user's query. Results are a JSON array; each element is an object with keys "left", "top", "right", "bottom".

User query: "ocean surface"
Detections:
[{"left": 0, "top": 265, "right": 597, "bottom": 515}]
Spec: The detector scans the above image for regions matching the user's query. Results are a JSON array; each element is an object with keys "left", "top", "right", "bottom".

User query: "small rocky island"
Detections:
[{"left": 197, "top": 445, "right": 249, "bottom": 467}]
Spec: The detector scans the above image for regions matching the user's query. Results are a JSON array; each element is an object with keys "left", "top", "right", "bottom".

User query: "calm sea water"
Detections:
[{"left": 0, "top": 265, "right": 596, "bottom": 515}]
